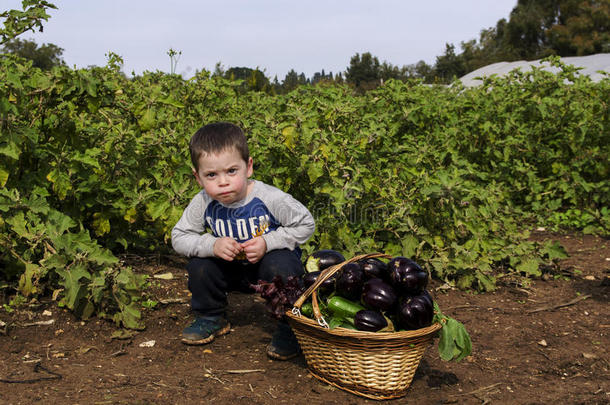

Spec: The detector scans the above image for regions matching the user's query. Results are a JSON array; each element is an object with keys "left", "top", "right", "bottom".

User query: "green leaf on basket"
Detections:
[
  {"left": 434, "top": 302, "right": 472, "bottom": 362},
  {"left": 438, "top": 319, "right": 458, "bottom": 361},
  {"left": 453, "top": 319, "right": 472, "bottom": 362},
  {"left": 328, "top": 317, "right": 344, "bottom": 329}
]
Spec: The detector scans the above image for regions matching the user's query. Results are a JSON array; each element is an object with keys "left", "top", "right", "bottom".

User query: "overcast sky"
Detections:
[{"left": 4, "top": 0, "right": 518, "bottom": 79}]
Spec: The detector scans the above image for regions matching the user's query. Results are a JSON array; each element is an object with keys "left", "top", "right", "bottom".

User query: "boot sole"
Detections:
[
  {"left": 266, "top": 344, "right": 302, "bottom": 361},
  {"left": 181, "top": 322, "right": 231, "bottom": 345}
]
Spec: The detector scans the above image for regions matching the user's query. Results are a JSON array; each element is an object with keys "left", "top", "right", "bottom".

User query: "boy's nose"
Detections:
[{"left": 218, "top": 174, "right": 230, "bottom": 185}]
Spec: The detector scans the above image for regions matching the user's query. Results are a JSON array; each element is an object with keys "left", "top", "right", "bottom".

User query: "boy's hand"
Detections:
[
  {"left": 241, "top": 237, "right": 267, "bottom": 264},
  {"left": 213, "top": 237, "right": 243, "bottom": 261}
]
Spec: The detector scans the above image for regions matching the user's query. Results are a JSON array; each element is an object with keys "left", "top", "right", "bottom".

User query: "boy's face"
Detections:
[{"left": 193, "top": 147, "right": 253, "bottom": 205}]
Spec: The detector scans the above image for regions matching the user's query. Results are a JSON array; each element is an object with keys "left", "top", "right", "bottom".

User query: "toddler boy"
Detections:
[{"left": 171, "top": 122, "right": 315, "bottom": 360}]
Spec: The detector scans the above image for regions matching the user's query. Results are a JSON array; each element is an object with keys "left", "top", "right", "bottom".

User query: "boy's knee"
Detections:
[
  {"left": 186, "top": 257, "right": 221, "bottom": 281},
  {"left": 259, "top": 249, "right": 304, "bottom": 281}
]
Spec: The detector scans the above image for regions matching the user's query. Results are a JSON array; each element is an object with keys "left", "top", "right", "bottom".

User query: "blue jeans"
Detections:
[{"left": 186, "top": 248, "right": 304, "bottom": 317}]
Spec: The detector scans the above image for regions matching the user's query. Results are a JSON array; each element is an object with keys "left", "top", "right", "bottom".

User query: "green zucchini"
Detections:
[
  {"left": 301, "top": 301, "right": 313, "bottom": 318},
  {"left": 328, "top": 316, "right": 358, "bottom": 330},
  {"left": 327, "top": 295, "right": 365, "bottom": 323}
]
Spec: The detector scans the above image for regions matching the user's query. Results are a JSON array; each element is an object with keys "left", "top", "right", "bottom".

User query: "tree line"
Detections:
[{"left": 2, "top": 0, "right": 609, "bottom": 93}]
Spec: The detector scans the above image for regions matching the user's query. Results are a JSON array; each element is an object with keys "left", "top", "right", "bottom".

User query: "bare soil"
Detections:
[{"left": 1, "top": 232, "right": 609, "bottom": 404}]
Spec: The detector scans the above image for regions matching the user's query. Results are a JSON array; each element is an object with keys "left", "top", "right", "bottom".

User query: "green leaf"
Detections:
[
  {"left": 72, "top": 149, "right": 102, "bottom": 169},
  {"left": 92, "top": 213, "right": 111, "bottom": 236},
  {"left": 456, "top": 273, "right": 475, "bottom": 289},
  {"left": 57, "top": 263, "right": 91, "bottom": 310},
  {"left": 146, "top": 198, "right": 170, "bottom": 221},
  {"left": 25, "top": 187, "right": 50, "bottom": 210},
  {"left": 0, "top": 139, "right": 20, "bottom": 160},
  {"left": 138, "top": 109, "right": 156, "bottom": 131},
  {"left": 6, "top": 211, "right": 28, "bottom": 237},
  {"left": 401, "top": 234, "right": 418, "bottom": 258},
  {"left": 86, "top": 245, "right": 118, "bottom": 266},
  {"left": 438, "top": 319, "right": 457, "bottom": 361},
  {"left": 41, "top": 253, "right": 67, "bottom": 272},
  {"left": 47, "top": 210, "right": 76, "bottom": 236},
  {"left": 46, "top": 168, "right": 72, "bottom": 200},
  {"left": 0, "top": 167, "right": 9, "bottom": 187},
  {"left": 123, "top": 207, "right": 137, "bottom": 223},
  {"left": 114, "top": 267, "right": 146, "bottom": 292},
  {"left": 328, "top": 317, "right": 344, "bottom": 329},
  {"left": 451, "top": 318, "right": 472, "bottom": 362},
  {"left": 475, "top": 270, "right": 496, "bottom": 291},
  {"left": 80, "top": 300, "right": 95, "bottom": 320},
  {"left": 114, "top": 301, "right": 144, "bottom": 330},
  {"left": 307, "top": 162, "right": 324, "bottom": 183},
  {"left": 111, "top": 329, "right": 138, "bottom": 340},
  {"left": 18, "top": 262, "right": 41, "bottom": 296},
  {"left": 89, "top": 272, "right": 107, "bottom": 304},
  {"left": 516, "top": 258, "right": 541, "bottom": 277},
  {"left": 438, "top": 317, "right": 472, "bottom": 362},
  {"left": 159, "top": 96, "right": 184, "bottom": 108},
  {"left": 281, "top": 126, "right": 296, "bottom": 149},
  {"left": 542, "top": 240, "right": 568, "bottom": 261}
]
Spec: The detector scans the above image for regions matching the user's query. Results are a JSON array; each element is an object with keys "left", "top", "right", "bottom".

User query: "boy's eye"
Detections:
[
  {"left": 228, "top": 168, "right": 237, "bottom": 174},
  {"left": 206, "top": 172, "right": 216, "bottom": 178}
]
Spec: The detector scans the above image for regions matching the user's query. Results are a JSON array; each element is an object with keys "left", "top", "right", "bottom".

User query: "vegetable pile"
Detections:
[
  {"left": 304, "top": 250, "right": 435, "bottom": 333},
  {"left": 252, "top": 250, "right": 472, "bottom": 361}
]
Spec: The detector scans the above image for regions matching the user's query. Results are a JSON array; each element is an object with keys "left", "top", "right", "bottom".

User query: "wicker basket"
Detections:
[{"left": 286, "top": 253, "right": 441, "bottom": 400}]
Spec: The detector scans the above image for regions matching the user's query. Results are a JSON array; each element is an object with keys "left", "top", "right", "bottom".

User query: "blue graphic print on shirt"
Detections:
[{"left": 203, "top": 197, "right": 279, "bottom": 242}]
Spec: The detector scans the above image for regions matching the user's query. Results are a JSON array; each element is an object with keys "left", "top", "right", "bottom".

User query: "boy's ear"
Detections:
[
  {"left": 247, "top": 157, "right": 253, "bottom": 177},
  {"left": 192, "top": 167, "right": 204, "bottom": 187}
]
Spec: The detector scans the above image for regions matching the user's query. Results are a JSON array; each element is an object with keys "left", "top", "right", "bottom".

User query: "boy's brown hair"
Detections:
[{"left": 189, "top": 122, "right": 250, "bottom": 170}]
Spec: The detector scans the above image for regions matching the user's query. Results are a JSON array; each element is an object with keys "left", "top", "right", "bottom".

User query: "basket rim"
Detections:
[{"left": 286, "top": 309, "right": 442, "bottom": 341}]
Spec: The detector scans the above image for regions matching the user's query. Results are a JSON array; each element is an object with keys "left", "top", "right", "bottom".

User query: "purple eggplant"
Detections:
[
  {"left": 358, "top": 257, "right": 388, "bottom": 280},
  {"left": 336, "top": 262, "right": 365, "bottom": 301},
  {"left": 302, "top": 270, "right": 336, "bottom": 295},
  {"left": 396, "top": 290, "right": 434, "bottom": 330},
  {"left": 354, "top": 309, "right": 388, "bottom": 332},
  {"left": 361, "top": 278, "right": 397, "bottom": 312},
  {"left": 305, "top": 249, "right": 346, "bottom": 273},
  {"left": 388, "top": 257, "right": 428, "bottom": 295}
]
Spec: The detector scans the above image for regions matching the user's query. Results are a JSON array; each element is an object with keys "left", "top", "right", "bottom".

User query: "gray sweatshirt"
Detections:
[{"left": 171, "top": 180, "right": 315, "bottom": 258}]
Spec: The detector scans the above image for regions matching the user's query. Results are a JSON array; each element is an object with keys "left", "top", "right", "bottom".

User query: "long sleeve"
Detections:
[
  {"left": 256, "top": 184, "right": 315, "bottom": 252},
  {"left": 171, "top": 191, "right": 217, "bottom": 258}
]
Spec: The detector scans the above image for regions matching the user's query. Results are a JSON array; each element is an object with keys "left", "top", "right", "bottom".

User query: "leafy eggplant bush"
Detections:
[{"left": 3, "top": 49, "right": 605, "bottom": 328}]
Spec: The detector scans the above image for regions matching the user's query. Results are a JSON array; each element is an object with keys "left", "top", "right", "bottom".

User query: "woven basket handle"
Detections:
[{"left": 293, "top": 252, "right": 392, "bottom": 323}]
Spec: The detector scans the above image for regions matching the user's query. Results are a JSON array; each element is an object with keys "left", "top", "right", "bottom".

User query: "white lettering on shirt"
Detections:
[
  {"left": 215, "top": 219, "right": 226, "bottom": 236},
  {"left": 207, "top": 214, "right": 272, "bottom": 241},
  {"left": 236, "top": 219, "right": 248, "bottom": 240},
  {"left": 248, "top": 217, "right": 257, "bottom": 237}
]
